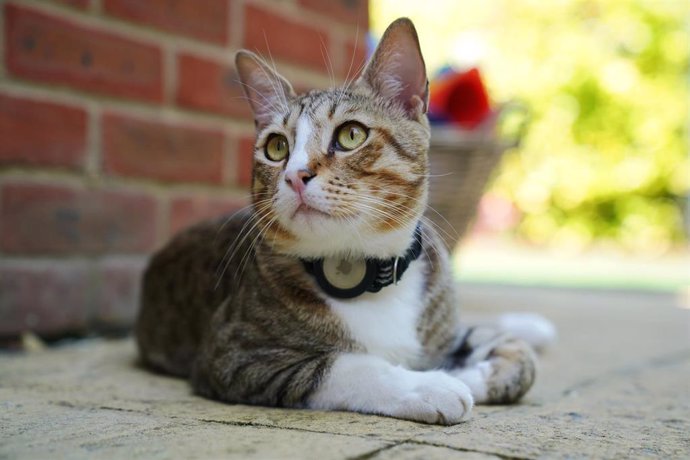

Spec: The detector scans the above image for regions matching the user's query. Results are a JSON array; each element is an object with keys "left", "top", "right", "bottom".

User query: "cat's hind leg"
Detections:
[{"left": 446, "top": 325, "right": 538, "bottom": 404}]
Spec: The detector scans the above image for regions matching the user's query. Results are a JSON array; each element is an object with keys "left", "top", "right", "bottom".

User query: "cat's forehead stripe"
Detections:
[
  {"left": 296, "top": 91, "right": 334, "bottom": 118},
  {"left": 328, "top": 99, "right": 337, "bottom": 119},
  {"left": 289, "top": 115, "right": 313, "bottom": 170}
]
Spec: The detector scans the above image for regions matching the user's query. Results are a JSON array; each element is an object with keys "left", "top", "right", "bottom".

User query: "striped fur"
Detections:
[{"left": 136, "top": 18, "right": 540, "bottom": 425}]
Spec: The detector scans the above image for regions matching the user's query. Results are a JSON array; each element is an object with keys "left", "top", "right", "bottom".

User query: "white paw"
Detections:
[
  {"left": 452, "top": 361, "right": 492, "bottom": 403},
  {"left": 308, "top": 354, "right": 473, "bottom": 425},
  {"left": 389, "top": 371, "right": 474, "bottom": 425},
  {"left": 497, "top": 313, "right": 557, "bottom": 350}
]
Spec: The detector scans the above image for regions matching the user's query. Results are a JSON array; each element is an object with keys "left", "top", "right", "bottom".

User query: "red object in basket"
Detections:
[{"left": 429, "top": 68, "right": 491, "bottom": 129}]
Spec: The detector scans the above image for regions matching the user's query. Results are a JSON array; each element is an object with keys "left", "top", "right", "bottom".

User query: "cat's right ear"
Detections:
[
  {"left": 358, "top": 18, "right": 428, "bottom": 119},
  {"left": 235, "top": 50, "right": 295, "bottom": 129}
]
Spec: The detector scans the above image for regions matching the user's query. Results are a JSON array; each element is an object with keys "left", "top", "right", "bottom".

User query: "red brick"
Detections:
[
  {"left": 243, "top": 4, "right": 331, "bottom": 72},
  {"left": 104, "top": 0, "right": 229, "bottom": 44},
  {"left": 236, "top": 136, "right": 255, "bottom": 187},
  {"left": 0, "top": 183, "right": 159, "bottom": 254},
  {"left": 0, "top": 94, "right": 87, "bottom": 169},
  {"left": 95, "top": 258, "right": 145, "bottom": 328},
  {"left": 5, "top": 4, "right": 163, "bottom": 102},
  {"left": 49, "top": 0, "right": 90, "bottom": 9},
  {"left": 0, "top": 262, "right": 90, "bottom": 337},
  {"left": 176, "top": 53, "right": 252, "bottom": 119},
  {"left": 102, "top": 113, "right": 225, "bottom": 184},
  {"left": 170, "top": 195, "right": 248, "bottom": 234},
  {"left": 298, "top": 0, "right": 368, "bottom": 26}
]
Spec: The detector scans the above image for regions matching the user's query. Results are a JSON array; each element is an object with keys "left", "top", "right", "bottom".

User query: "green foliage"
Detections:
[
  {"left": 487, "top": 0, "right": 689, "bottom": 254},
  {"left": 373, "top": 0, "right": 689, "bottom": 254}
]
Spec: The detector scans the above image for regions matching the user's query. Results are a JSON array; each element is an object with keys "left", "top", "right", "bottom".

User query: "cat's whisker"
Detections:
[
  {"left": 416, "top": 172, "right": 456, "bottom": 178},
  {"left": 217, "top": 212, "right": 272, "bottom": 286},
  {"left": 344, "top": 202, "right": 439, "bottom": 265},
  {"left": 215, "top": 194, "right": 271, "bottom": 237},
  {"left": 333, "top": 181, "right": 460, "bottom": 242},
  {"left": 336, "top": 187, "right": 451, "bottom": 238},
  {"left": 236, "top": 213, "right": 279, "bottom": 281},
  {"left": 260, "top": 33, "right": 290, "bottom": 112},
  {"left": 364, "top": 191, "right": 458, "bottom": 242},
  {"left": 319, "top": 35, "right": 336, "bottom": 90},
  {"left": 338, "top": 55, "right": 368, "bottom": 107},
  {"left": 336, "top": 23, "right": 360, "bottom": 107},
  {"left": 349, "top": 194, "right": 457, "bottom": 253},
  {"left": 234, "top": 79, "right": 284, "bottom": 120},
  {"left": 214, "top": 197, "right": 274, "bottom": 274},
  {"left": 215, "top": 203, "right": 275, "bottom": 287}
]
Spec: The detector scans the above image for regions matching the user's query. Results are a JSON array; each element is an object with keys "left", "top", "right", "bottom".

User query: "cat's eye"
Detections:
[
  {"left": 265, "top": 134, "right": 289, "bottom": 162},
  {"left": 335, "top": 122, "right": 368, "bottom": 151}
]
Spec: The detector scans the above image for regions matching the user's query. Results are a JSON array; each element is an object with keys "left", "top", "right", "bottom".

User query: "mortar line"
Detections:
[
  {"left": 228, "top": 0, "right": 243, "bottom": 49},
  {"left": 162, "top": 44, "right": 177, "bottom": 108},
  {"left": 78, "top": 402, "right": 404, "bottom": 443},
  {"left": 0, "top": 79, "right": 254, "bottom": 132},
  {"left": 0, "top": 167, "right": 248, "bottom": 198},
  {"left": 195, "top": 416, "right": 403, "bottom": 442},
  {"left": 84, "top": 102, "right": 101, "bottom": 180},
  {"left": 346, "top": 441, "right": 402, "bottom": 460},
  {"left": 90, "top": 0, "right": 102, "bottom": 14}
]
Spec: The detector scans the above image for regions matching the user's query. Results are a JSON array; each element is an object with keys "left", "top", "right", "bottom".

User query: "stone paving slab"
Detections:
[{"left": 1, "top": 284, "right": 689, "bottom": 459}]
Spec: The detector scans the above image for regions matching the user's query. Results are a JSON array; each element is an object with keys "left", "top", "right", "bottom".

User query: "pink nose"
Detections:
[{"left": 285, "top": 168, "right": 316, "bottom": 194}]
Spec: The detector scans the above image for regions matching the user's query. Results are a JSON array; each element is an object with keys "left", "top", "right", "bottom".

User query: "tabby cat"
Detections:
[{"left": 136, "top": 18, "right": 552, "bottom": 425}]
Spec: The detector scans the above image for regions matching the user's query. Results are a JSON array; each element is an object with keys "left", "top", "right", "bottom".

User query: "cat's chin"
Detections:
[
  {"left": 291, "top": 203, "right": 332, "bottom": 220},
  {"left": 278, "top": 218, "right": 420, "bottom": 260}
]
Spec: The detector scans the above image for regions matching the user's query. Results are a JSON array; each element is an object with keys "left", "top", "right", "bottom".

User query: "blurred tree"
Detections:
[{"left": 372, "top": 0, "right": 688, "bottom": 255}]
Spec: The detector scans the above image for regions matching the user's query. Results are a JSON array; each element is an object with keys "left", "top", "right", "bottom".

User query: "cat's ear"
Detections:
[
  {"left": 358, "top": 18, "right": 428, "bottom": 118},
  {"left": 235, "top": 50, "right": 295, "bottom": 129}
]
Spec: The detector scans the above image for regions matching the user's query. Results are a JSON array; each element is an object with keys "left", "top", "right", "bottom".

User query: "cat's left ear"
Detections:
[
  {"left": 358, "top": 18, "right": 428, "bottom": 118},
  {"left": 235, "top": 50, "right": 296, "bottom": 129}
]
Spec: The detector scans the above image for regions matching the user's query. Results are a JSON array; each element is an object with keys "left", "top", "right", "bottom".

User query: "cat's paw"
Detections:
[
  {"left": 308, "top": 354, "right": 473, "bottom": 425},
  {"left": 389, "top": 371, "right": 474, "bottom": 425},
  {"left": 452, "top": 361, "right": 492, "bottom": 404},
  {"left": 497, "top": 313, "right": 557, "bottom": 350}
]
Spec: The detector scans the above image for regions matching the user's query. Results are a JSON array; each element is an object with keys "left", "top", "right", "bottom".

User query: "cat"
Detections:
[{"left": 136, "top": 18, "right": 554, "bottom": 425}]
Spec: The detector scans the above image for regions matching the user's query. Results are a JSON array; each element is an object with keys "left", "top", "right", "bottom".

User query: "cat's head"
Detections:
[{"left": 236, "top": 18, "right": 430, "bottom": 259}]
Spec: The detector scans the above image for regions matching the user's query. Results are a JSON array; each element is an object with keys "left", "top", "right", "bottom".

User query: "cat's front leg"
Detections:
[{"left": 308, "top": 353, "right": 473, "bottom": 425}]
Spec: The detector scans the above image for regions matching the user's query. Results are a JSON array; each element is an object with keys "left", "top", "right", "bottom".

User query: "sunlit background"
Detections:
[
  {"left": 372, "top": 0, "right": 689, "bottom": 291},
  {"left": 1, "top": 0, "right": 688, "bottom": 342}
]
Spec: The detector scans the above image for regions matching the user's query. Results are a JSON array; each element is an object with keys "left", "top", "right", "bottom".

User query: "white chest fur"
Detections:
[{"left": 326, "top": 259, "right": 426, "bottom": 368}]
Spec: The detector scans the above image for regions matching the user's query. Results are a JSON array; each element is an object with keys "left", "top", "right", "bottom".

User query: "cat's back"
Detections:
[{"left": 136, "top": 209, "right": 253, "bottom": 377}]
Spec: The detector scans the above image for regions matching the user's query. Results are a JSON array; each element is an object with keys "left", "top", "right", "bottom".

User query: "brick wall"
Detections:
[{"left": 0, "top": 0, "right": 369, "bottom": 339}]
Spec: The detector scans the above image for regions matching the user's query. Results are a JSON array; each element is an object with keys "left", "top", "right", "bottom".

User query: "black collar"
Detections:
[{"left": 302, "top": 224, "right": 423, "bottom": 299}]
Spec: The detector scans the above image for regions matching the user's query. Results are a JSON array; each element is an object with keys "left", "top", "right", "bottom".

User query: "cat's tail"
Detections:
[{"left": 496, "top": 312, "right": 557, "bottom": 351}]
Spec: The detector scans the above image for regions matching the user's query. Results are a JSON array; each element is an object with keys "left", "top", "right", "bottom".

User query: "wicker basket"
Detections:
[{"left": 426, "top": 102, "right": 528, "bottom": 250}]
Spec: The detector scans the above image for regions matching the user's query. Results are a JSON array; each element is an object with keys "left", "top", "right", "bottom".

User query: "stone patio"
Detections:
[{"left": 1, "top": 283, "right": 688, "bottom": 459}]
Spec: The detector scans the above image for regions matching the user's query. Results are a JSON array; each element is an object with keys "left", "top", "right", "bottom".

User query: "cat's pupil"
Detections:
[{"left": 349, "top": 128, "right": 356, "bottom": 140}]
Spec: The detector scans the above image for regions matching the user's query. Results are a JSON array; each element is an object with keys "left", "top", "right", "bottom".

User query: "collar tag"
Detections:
[
  {"left": 302, "top": 223, "right": 424, "bottom": 300},
  {"left": 305, "top": 257, "right": 377, "bottom": 299},
  {"left": 323, "top": 257, "right": 367, "bottom": 290}
]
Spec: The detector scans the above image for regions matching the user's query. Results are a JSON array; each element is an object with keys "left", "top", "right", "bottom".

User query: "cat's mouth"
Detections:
[{"left": 292, "top": 203, "right": 331, "bottom": 219}]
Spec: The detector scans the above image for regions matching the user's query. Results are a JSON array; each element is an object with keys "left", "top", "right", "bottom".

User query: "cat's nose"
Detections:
[{"left": 285, "top": 168, "right": 315, "bottom": 194}]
